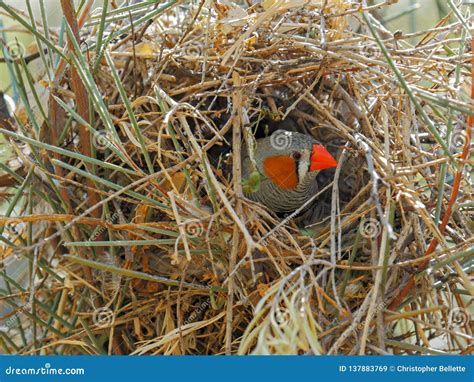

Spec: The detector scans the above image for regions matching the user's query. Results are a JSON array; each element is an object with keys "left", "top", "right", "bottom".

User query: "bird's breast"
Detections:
[{"left": 245, "top": 172, "right": 319, "bottom": 213}]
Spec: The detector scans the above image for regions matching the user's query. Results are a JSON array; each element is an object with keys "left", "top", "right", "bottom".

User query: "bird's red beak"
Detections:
[{"left": 310, "top": 144, "right": 337, "bottom": 171}]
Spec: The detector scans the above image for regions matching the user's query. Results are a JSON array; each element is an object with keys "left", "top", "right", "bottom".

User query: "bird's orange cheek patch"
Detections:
[{"left": 263, "top": 156, "right": 298, "bottom": 190}]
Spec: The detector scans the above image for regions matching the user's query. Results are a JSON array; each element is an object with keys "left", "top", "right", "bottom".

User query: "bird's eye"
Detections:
[{"left": 291, "top": 152, "right": 302, "bottom": 160}]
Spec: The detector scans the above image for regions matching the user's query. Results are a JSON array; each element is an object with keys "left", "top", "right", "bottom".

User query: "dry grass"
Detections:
[{"left": 0, "top": 0, "right": 472, "bottom": 355}]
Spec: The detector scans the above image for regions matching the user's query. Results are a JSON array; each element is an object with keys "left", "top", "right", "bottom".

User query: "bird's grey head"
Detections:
[{"left": 254, "top": 129, "right": 318, "bottom": 183}]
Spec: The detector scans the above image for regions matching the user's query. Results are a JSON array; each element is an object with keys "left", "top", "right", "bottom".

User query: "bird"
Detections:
[{"left": 242, "top": 129, "right": 337, "bottom": 214}]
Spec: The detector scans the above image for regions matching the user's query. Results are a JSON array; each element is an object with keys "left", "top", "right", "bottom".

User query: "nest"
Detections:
[{"left": 0, "top": 0, "right": 472, "bottom": 355}]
